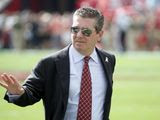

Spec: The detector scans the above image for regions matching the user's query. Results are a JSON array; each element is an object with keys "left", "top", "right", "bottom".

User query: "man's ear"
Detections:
[{"left": 97, "top": 31, "right": 104, "bottom": 42}]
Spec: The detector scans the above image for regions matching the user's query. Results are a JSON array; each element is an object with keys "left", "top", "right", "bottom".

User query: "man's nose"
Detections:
[{"left": 76, "top": 30, "right": 83, "bottom": 37}]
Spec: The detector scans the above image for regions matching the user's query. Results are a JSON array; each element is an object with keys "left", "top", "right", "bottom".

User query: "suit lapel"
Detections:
[
  {"left": 96, "top": 49, "right": 112, "bottom": 87},
  {"left": 96, "top": 49, "right": 114, "bottom": 120},
  {"left": 55, "top": 46, "right": 70, "bottom": 111}
]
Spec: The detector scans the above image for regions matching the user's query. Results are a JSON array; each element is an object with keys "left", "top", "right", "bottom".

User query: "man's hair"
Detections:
[{"left": 73, "top": 7, "right": 104, "bottom": 33}]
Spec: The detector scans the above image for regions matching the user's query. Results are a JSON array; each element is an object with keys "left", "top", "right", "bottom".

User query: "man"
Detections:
[{"left": 0, "top": 7, "right": 116, "bottom": 120}]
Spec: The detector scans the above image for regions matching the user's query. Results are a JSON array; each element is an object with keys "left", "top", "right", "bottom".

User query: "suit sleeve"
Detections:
[{"left": 4, "top": 58, "right": 46, "bottom": 107}]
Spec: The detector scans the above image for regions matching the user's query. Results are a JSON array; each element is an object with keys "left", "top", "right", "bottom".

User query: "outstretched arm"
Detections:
[
  {"left": 1, "top": 58, "right": 46, "bottom": 106},
  {"left": 0, "top": 73, "right": 24, "bottom": 95}
]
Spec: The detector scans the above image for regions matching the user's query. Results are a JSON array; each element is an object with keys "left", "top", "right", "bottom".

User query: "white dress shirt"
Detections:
[{"left": 64, "top": 45, "right": 107, "bottom": 120}]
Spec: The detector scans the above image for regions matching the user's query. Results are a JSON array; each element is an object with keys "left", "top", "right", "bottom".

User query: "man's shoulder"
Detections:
[
  {"left": 96, "top": 48, "right": 115, "bottom": 58},
  {"left": 42, "top": 46, "right": 70, "bottom": 61}
]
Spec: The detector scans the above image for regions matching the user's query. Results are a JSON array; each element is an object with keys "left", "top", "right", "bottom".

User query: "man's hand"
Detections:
[{"left": 0, "top": 73, "right": 24, "bottom": 95}]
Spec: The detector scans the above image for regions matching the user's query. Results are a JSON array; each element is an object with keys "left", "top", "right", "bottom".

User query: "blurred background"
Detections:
[
  {"left": 0, "top": 0, "right": 160, "bottom": 51},
  {"left": 0, "top": 0, "right": 160, "bottom": 120}
]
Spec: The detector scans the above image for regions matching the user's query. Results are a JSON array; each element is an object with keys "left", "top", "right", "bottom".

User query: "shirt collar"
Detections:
[{"left": 70, "top": 45, "right": 99, "bottom": 64}]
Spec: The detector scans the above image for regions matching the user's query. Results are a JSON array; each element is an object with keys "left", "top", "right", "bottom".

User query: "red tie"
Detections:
[{"left": 77, "top": 56, "right": 92, "bottom": 120}]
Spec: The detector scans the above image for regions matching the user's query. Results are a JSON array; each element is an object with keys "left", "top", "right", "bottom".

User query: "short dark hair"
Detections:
[{"left": 73, "top": 7, "right": 104, "bottom": 33}]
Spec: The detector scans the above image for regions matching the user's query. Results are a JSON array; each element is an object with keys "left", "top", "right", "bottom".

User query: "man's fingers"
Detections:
[
  {"left": 0, "top": 81, "right": 8, "bottom": 89},
  {"left": 9, "top": 75, "right": 18, "bottom": 83},
  {"left": 1, "top": 74, "right": 9, "bottom": 84},
  {"left": 0, "top": 73, "right": 23, "bottom": 94},
  {"left": 4, "top": 73, "right": 14, "bottom": 84},
  {"left": 9, "top": 75, "right": 21, "bottom": 86},
  {"left": 1, "top": 73, "right": 14, "bottom": 84}
]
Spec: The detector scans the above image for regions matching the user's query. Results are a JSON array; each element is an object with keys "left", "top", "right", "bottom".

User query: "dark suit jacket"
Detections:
[{"left": 4, "top": 45, "right": 116, "bottom": 120}]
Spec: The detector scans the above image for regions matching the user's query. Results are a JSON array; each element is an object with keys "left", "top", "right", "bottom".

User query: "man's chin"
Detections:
[
  {"left": 75, "top": 46, "right": 83, "bottom": 51},
  {"left": 75, "top": 43, "right": 84, "bottom": 49},
  {"left": 74, "top": 44, "right": 85, "bottom": 53}
]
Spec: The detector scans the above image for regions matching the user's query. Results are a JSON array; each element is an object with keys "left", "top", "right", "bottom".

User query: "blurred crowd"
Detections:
[
  {"left": 0, "top": 0, "right": 160, "bottom": 51},
  {"left": 0, "top": 12, "right": 72, "bottom": 49}
]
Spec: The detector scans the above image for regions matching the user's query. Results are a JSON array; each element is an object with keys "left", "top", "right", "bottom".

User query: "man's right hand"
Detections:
[{"left": 0, "top": 73, "right": 24, "bottom": 95}]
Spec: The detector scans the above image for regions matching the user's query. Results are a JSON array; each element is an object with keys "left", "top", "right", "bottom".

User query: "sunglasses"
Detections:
[{"left": 71, "top": 26, "right": 93, "bottom": 37}]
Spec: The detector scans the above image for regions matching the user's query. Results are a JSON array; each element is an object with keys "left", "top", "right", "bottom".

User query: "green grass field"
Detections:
[{"left": 0, "top": 50, "right": 160, "bottom": 120}]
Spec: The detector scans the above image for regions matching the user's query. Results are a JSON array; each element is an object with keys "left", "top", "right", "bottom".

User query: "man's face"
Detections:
[{"left": 71, "top": 15, "right": 103, "bottom": 56}]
